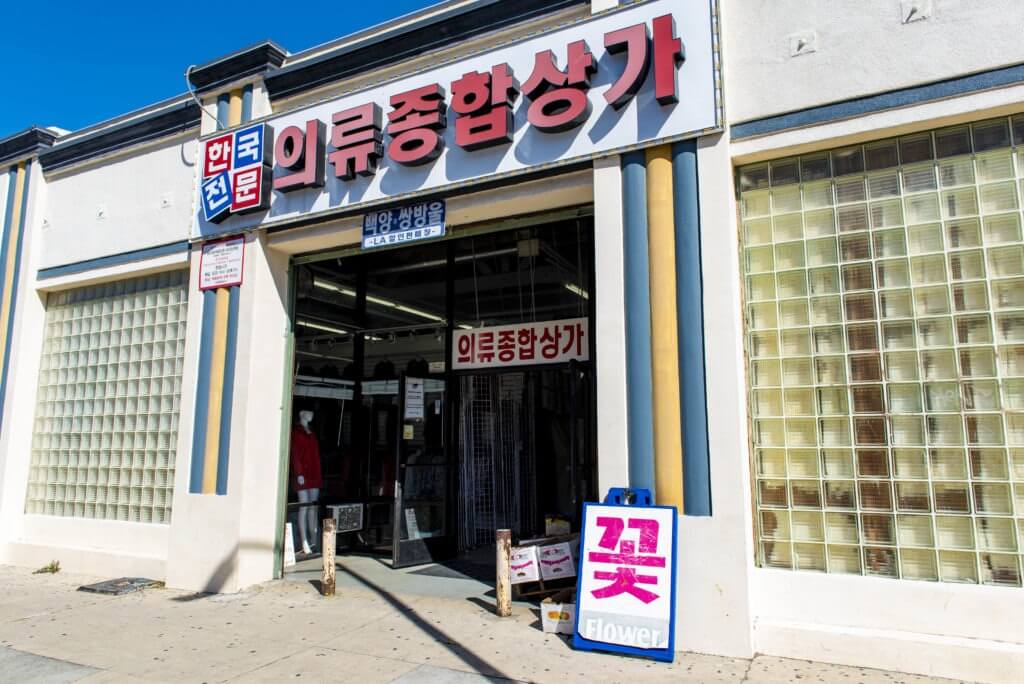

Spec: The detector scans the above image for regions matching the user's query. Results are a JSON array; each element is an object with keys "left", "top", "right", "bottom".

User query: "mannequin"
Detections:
[{"left": 290, "top": 410, "right": 322, "bottom": 555}]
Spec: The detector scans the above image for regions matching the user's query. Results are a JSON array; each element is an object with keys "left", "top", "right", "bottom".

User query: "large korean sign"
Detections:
[
  {"left": 193, "top": 0, "right": 719, "bottom": 239},
  {"left": 452, "top": 318, "right": 588, "bottom": 370},
  {"left": 200, "top": 124, "right": 272, "bottom": 223},
  {"left": 574, "top": 490, "right": 677, "bottom": 662}
]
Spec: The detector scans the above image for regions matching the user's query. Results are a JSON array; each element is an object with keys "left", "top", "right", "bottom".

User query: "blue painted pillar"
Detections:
[
  {"left": 189, "top": 289, "right": 217, "bottom": 493},
  {"left": 215, "top": 93, "right": 230, "bottom": 131},
  {"left": 622, "top": 152, "right": 656, "bottom": 493},
  {"left": 673, "top": 140, "right": 712, "bottom": 516},
  {"left": 240, "top": 84, "right": 254, "bottom": 124}
]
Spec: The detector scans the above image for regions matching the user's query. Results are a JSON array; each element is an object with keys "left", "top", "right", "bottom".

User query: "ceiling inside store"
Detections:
[{"left": 293, "top": 218, "right": 593, "bottom": 376}]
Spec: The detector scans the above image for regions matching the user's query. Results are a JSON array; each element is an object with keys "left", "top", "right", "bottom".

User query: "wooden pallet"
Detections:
[{"left": 513, "top": 576, "right": 576, "bottom": 599}]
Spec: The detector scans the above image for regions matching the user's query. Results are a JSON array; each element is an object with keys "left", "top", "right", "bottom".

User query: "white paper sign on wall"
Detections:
[{"left": 199, "top": 236, "right": 245, "bottom": 290}]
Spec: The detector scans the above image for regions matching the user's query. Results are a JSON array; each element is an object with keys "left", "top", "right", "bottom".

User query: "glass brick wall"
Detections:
[
  {"left": 738, "top": 117, "right": 1024, "bottom": 586},
  {"left": 24, "top": 271, "right": 189, "bottom": 524}
]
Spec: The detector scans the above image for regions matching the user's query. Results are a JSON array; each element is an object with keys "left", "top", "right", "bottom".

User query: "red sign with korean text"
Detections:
[{"left": 452, "top": 318, "right": 589, "bottom": 370}]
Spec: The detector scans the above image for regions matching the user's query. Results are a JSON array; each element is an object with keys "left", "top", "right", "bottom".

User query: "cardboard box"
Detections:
[
  {"left": 538, "top": 542, "right": 576, "bottom": 581},
  {"left": 510, "top": 546, "right": 540, "bottom": 584},
  {"left": 541, "top": 589, "right": 576, "bottom": 635},
  {"left": 545, "top": 515, "right": 571, "bottom": 536}
]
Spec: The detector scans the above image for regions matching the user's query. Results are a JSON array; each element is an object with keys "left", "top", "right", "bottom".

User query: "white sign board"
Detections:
[
  {"left": 199, "top": 236, "right": 245, "bottom": 290},
  {"left": 404, "top": 378, "right": 425, "bottom": 420},
  {"left": 404, "top": 508, "right": 422, "bottom": 540},
  {"left": 363, "top": 200, "right": 445, "bottom": 249},
  {"left": 453, "top": 318, "right": 588, "bottom": 370},
  {"left": 576, "top": 504, "right": 676, "bottom": 652},
  {"left": 193, "top": 0, "right": 719, "bottom": 239}
]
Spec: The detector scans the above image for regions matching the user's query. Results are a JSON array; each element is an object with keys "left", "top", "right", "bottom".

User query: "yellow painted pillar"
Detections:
[
  {"left": 228, "top": 89, "right": 243, "bottom": 127},
  {"left": 646, "top": 146, "right": 685, "bottom": 510},
  {"left": 202, "top": 287, "right": 231, "bottom": 494}
]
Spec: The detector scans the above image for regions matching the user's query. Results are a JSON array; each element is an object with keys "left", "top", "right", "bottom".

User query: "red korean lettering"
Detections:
[
  {"left": 451, "top": 64, "right": 520, "bottom": 151},
  {"left": 652, "top": 14, "right": 685, "bottom": 105},
  {"left": 517, "top": 327, "right": 536, "bottom": 361},
  {"left": 561, "top": 321, "right": 585, "bottom": 357},
  {"left": 203, "top": 134, "right": 233, "bottom": 178},
  {"left": 497, "top": 329, "right": 516, "bottom": 363},
  {"left": 477, "top": 331, "right": 495, "bottom": 364},
  {"left": 539, "top": 325, "right": 562, "bottom": 360},
  {"left": 274, "top": 119, "right": 326, "bottom": 191},
  {"left": 603, "top": 23, "right": 650, "bottom": 109},
  {"left": 330, "top": 103, "right": 384, "bottom": 181},
  {"left": 522, "top": 40, "right": 596, "bottom": 133},
  {"left": 456, "top": 332, "right": 475, "bottom": 364},
  {"left": 388, "top": 84, "right": 447, "bottom": 166}
]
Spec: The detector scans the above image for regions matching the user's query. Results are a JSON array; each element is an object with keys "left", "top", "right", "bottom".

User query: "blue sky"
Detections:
[{"left": 1, "top": 0, "right": 439, "bottom": 138}]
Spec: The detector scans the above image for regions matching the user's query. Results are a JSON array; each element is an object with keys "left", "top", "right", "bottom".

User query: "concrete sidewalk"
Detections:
[{"left": 0, "top": 564, "right": 962, "bottom": 683}]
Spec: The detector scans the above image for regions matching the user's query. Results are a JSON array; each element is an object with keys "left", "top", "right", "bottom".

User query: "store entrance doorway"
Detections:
[
  {"left": 283, "top": 214, "right": 596, "bottom": 575},
  {"left": 456, "top": 366, "right": 593, "bottom": 552}
]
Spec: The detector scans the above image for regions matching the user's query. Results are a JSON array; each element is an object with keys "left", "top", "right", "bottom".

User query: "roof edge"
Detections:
[
  {"left": 188, "top": 40, "right": 289, "bottom": 94},
  {"left": 0, "top": 127, "right": 59, "bottom": 167},
  {"left": 38, "top": 101, "right": 201, "bottom": 172}
]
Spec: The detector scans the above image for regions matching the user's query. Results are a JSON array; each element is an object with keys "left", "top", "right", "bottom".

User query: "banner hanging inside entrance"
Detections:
[{"left": 452, "top": 318, "right": 589, "bottom": 370}]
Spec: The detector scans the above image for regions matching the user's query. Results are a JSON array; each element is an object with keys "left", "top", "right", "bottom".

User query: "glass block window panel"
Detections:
[
  {"left": 24, "top": 271, "right": 189, "bottom": 524},
  {"left": 739, "top": 117, "right": 1024, "bottom": 587}
]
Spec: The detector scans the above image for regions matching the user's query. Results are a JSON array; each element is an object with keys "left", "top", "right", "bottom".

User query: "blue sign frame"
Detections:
[
  {"left": 362, "top": 199, "right": 446, "bottom": 250},
  {"left": 572, "top": 488, "right": 678, "bottom": 663}
]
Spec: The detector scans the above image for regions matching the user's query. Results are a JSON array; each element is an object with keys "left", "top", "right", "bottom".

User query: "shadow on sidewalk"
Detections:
[{"left": 339, "top": 565, "right": 517, "bottom": 682}]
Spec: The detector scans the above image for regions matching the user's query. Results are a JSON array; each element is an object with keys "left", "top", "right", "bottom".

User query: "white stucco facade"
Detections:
[{"left": 0, "top": 2, "right": 1021, "bottom": 682}]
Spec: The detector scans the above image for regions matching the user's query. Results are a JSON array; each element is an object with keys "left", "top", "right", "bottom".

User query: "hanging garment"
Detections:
[{"left": 290, "top": 426, "right": 323, "bottom": 492}]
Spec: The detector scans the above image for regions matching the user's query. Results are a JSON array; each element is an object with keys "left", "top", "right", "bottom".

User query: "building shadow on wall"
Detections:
[{"left": 167, "top": 539, "right": 257, "bottom": 601}]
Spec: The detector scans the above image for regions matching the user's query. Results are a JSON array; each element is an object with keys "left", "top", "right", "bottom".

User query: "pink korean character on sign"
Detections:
[
  {"left": 602, "top": 14, "right": 685, "bottom": 110},
  {"left": 330, "top": 103, "right": 384, "bottom": 181},
  {"left": 387, "top": 84, "right": 447, "bottom": 166},
  {"left": 588, "top": 517, "right": 665, "bottom": 604},
  {"left": 522, "top": 40, "right": 597, "bottom": 133},
  {"left": 274, "top": 119, "right": 326, "bottom": 191},
  {"left": 451, "top": 64, "right": 520, "bottom": 151}
]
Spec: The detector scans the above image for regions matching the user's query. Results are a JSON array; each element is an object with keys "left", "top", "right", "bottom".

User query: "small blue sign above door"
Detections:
[{"left": 362, "top": 200, "right": 446, "bottom": 249}]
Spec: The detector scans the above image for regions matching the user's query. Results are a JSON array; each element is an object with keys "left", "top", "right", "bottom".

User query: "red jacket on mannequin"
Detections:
[{"left": 290, "top": 425, "right": 322, "bottom": 492}]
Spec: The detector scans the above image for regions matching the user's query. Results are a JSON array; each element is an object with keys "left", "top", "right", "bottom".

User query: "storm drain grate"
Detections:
[{"left": 78, "top": 577, "right": 161, "bottom": 595}]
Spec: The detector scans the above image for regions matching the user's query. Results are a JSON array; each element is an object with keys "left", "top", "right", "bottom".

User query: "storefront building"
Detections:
[{"left": 0, "top": 0, "right": 1022, "bottom": 680}]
